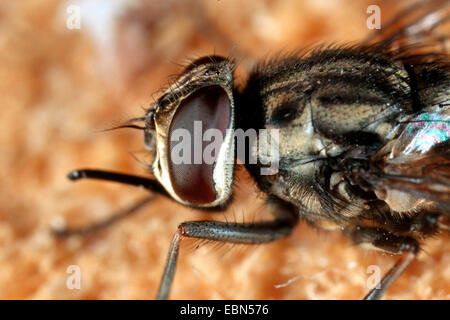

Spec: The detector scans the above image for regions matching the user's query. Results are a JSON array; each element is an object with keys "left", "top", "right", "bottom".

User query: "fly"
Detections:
[{"left": 56, "top": 0, "right": 450, "bottom": 300}]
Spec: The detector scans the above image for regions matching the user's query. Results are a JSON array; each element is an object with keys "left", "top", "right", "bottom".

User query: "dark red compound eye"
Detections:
[{"left": 168, "top": 86, "right": 231, "bottom": 205}]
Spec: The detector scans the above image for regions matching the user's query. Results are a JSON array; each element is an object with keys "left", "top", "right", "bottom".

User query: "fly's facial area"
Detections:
[{"left": 144, "top": 56, "right": 236, "bottom": 208}]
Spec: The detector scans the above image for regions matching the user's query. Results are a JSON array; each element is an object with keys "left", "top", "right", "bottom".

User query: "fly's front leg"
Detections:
[
  {"left": 53, "top": 196, "right": 155, "bottom": 236},
  {"left": 348, "top": 226, "right": 419, "bottom": 300},
  {"left": 156, "top": 197, "right": 298, "bottom": 299},
  {"left": 67, "top": 169, "right": 169, "bottom": 196},
  {"left": 54, "top": 169, "right": 169, "bottom": 236}
]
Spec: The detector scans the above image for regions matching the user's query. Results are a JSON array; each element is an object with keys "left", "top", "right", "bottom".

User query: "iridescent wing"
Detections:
[
  {"left": 347, "top": 1, "right": 450, "bottom": 213},
  {"left": 364, "top": 104, "right": 450, "bottom": 211}
]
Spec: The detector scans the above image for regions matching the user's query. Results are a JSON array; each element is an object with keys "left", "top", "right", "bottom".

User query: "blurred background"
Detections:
[{"left": 0, "top": 0, "right": 449, "bottom": 299}]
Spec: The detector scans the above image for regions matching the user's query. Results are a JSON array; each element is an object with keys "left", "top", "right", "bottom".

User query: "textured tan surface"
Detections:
[{"left": 0, "top": 0, "right": 448, "bottom": 299}]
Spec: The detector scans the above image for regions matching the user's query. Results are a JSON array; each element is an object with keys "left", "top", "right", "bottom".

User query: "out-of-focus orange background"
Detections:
[{"left": 0, "top": 0, "right": 448, "bottom": 299}]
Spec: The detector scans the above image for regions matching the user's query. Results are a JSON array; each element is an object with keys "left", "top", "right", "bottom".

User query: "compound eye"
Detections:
[{"left": 168, "top": 85, "right": 231, "bottom": 205}]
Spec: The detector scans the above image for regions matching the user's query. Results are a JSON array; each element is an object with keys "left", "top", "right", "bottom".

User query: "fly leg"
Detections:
[
  {"left": 348, "top": 226, "right": 419, "bottom": 300},
  {"left": 67, "top": 169, "right": 169, "bottom": 196},
  {"left": 53, "top": 169, "right": 169, "bottom": 236},
  {"left": 156, "top": 197, "right": 298, "bottom": 299},
  {"left": 53, "top": 195, "right": 154, "bottom": 236},
  {"left": 409, "top": 213, "right": 450, "bottom": 233},
  {"left": 356, "top": 212, "right": 450, "bottom": 299},
  {"left": 364, "top": 250, "right": 416, "bottom": 300}
]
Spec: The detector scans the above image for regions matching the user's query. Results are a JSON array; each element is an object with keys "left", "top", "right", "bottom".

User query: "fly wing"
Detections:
[
  {"left": 347, "top": 104, "right": 450, "bottom": 212},
  {"left": 375, "top": 144, "right": 450, "bottom": 203},
  {"left": 351, "top": 0, "right": 450, "bottom": 212},
  {"left": 363, "top": 0, "right": 450, "bottom": 57}
]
